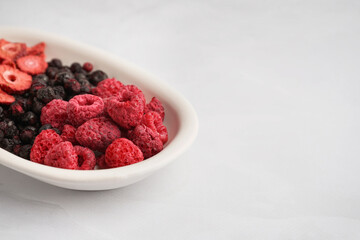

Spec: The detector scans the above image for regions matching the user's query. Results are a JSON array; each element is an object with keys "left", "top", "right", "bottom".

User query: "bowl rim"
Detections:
[{"left": 0, "top": 27, "right": 198, "bottom": 183}]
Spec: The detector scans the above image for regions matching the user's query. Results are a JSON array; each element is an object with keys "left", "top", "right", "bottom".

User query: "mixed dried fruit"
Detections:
[{"left": 0, "top": 39, "right": 168, "bottom": 170}]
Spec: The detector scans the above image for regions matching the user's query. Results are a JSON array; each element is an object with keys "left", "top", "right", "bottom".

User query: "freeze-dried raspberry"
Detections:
[
  {"left": 75, "top": 117, "right": 121, "bottom": 152},
  {"left": 145, "top": 97, "right": 165, "bottom": 121},
  {"left": 61, "top": 124, "right": 77, "bottom": 144},
  {"left": 105, "top": 138, "right": 144, "bottom": 168},
  {"left": 128, "top": 124, "right": 163, "bottom": 159},
  {"left": 30, "top": 129, "right": 63, "bottom": 164},
  {"left": 44, "top": 141, "right": 78, "bottom": 169},
  {"left": 141, "top": 111, "right": 168, "bottom": 144},
  {"left": 67, "top": 94, "right": 104, "bottom": 127},
  {"left": 96, "top": 154, "right": 109, "bottom": 169},
  {"left": 91, "top": 78, "right": 124, "bottom": 99},
  {"left": 123, "top": 85, "right": 146, "bottom": 103},
  {"left": 40, "top": 99, "right": 68, "bottom": 131},
  {"left": 74, "top": 146, "right": 96, "bottom": 170},
  {"left": 106, "top": 85, "right": 145, "bottom": 129}
]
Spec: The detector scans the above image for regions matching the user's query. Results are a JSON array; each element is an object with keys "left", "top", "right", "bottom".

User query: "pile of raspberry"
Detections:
[{"left": 0, "top": 39, "right": 168, "bottom": 170}]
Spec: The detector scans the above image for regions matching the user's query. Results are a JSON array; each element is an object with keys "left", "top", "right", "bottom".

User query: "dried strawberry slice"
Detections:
[
  {"left": 0, "top": 59, "right": 16, "bottom": 68},
  {"left": 0, "top": 88, "right": 15, "bottom": 104},
  {"left": 0, "top": 65, "right": 32, "bottom": 93},
  {"left": 26, "top": 42, "right": 46, "bottom": 56},
  {"left": 16, "top": 55, "right": 48, "bottom": 75},
  {"left": 0, "top": 39, "right": 27, "bottom": 61}
]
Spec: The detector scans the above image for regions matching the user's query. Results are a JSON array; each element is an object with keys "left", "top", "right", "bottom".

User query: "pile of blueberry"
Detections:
[{"left": 0, "top": 59, "right": 108, "bottom": 159}]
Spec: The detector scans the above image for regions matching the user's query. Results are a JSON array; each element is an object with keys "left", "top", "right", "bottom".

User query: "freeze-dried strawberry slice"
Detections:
[
  {"left": 0, "top": 59, "right": 16, "bottom": 68},
  {"left": 0, "top": 88, "right": 15, "bottom": 104},
  {"left": 26, "top": 42, "right": 46, "bottom": 56},
  {"left": 0, "top": 65, "right": 32, "bottom": 93},
  {"left": 0, "top": 39, "right": 27, "bottom": 61},
  {"left": 16, "top": 55, "right": 48, "bottom": 75}
]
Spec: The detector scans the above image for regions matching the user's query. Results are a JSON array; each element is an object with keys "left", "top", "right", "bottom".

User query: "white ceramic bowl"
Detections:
[{"left": 0, "top": 27, "right": 198, "bottom": 190}]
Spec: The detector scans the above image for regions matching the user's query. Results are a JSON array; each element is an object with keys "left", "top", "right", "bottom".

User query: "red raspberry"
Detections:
[
  {"left": 145, "top": 97, "right": 165, "bottom": 121},
  {"left": 67, "top": 94, "right": 104, "bottom": 127},
  {"left": 96, "top": 154, "right": 109, "bottom": 169},
  {"left": 142, "top": 111, "right": 168, "bottom": 144},
  {"left": 44, "top": 141, "right": 78, "bottom": 169},
  {"left": 106, "top": 85, "right": 145, "bottom": 129},
  {"left": 75, "top": 117, "right": 121, "bottom": 152},
  {"left": 30, "top": 129, "right": 63, "bottom": 164},
  {"left": 91, "top": 78, "right": 124, "bottom": 99},
  {"left": 128, "top": 124, "right": 163, "bottom": 159},
  {"left": 105, "top": 138, "right": 144, "bottom": 168},
  {"left": 40, "top": 99, "right": 68, "bottom": 131},
  {"left": 74, "top": 146, "right": 96, "bottom": 170},
  {"left": 61, "top": 124, "right": 77, "bottom": 145}
]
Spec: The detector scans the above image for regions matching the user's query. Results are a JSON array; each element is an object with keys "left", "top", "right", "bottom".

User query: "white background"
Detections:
[{"left": 1, "top": 0, "right": 360, "bottom": 239}]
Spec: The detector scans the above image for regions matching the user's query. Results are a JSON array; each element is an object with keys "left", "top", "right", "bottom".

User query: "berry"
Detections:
[
  {"left": 1, "top": 138, "right": 15, "bottom": 152},
  {"left": 13, "top": 144, "right": 21, "bottom": 155},
  {"left": 21, "top": 111, "right": 38, "bottom": 126},
  {"left": 44, "top": 141, "right": 78, "bottom": 169},
  {"left": 46, "top": 67, "right": 58, "bottom": 79},
  {"left": 96, "top": 154, "right": 108, "bottom": 169},
  {"left": 142, "top": 111, "right": 168, "bottom": 144},
  {"left": 61, "top": 124, "right": 77, "bottom": 144},
  {"left": 29, "top": 79, "right": 47, "bottom": 96},
  {"left": 88, "top": 70, "right": 108, "bottom": 86},
  {"left": 0, "top": 39, "right": 27, "bottom": 61},
  {"left": 33, "top": 74, "right": 49, "bottom": 83},
  {"left": 106, "top": 85, "right": 145, "bottom": 129},
  {"left": 82, "top": 62, "right": 93, "bottom": 72},
  {"left": 54, "top": 71, "right": 74, "bottom": 86},
  {"left": 128, "top": 124, "right": 163, "bottom": 159},
  {"left": 0, "top": 88, "right": 15, "bottom": 104},
  {"left": 16, "top": 55, "right": 48, "bottom": 75},
  {"left": 64, "top": 78, "right": 81, "bottom": 94},
  {"left": 74, "top": 72, "right": 87, "bottom": 82},
  {"left": 30, "top": 129, "right": 63, "bottom": 164},
  {"left": 79, "top": 80, "right": 92, "bottom": 94},
  {"left": 20, "top": 126, "right": 37, "bottom": 143},
  {"left": 36, "top": 86, "right": 62, "bottom": 103},
  {"left": 105, "top": 138, "right": 144, "bottom": 168},
  {"left": 53, "top": 85, "right": 66, "bottom": 99},
  {"left": 4, "top": 120, "right": 18, "bottom": 138},
  {"left": 0, "top": 119, "right": 7, "bottom": 131},
  {"left": 91, "top": 78, "right": 124, "bottom": 99},
  {"left": 49, "top": 58, "right": 62, "bottom": 68},
  {"left": 9, "top": 101, "right": 24, "bottom": 117},
  {"left": 59, "top": 67, "right": 73, "bottom": 74},
  {"left": 145, "top": 97, "right": 165, "bottom": 121},
  {"left": 0, "top": 65, "right": 32, "bottom": 93},
  {"left": 77, "top": 76, "right": 92, "bottom": 93},
  {"left": 1, "top": 59, "right": 16, "bottom": 68},
  {"left": 70, "top": 62, "right": 82, "bottom": 73},
  {"left": 18, "top": 144, "right": 32, "bottom": 160},
  {"left": 75, "top": 117, "right": 121, "bottom": 152},
  {"left": 31, "top": 97, "right": 44, "bottom": 114},
  {"left": 38, "top": 124, "right": 61, "bottom": 135},
  {"left": 16, "top": 97, "right": 33, "bottom": 112},
  {"left": 13, "top": 135, "right": 21, "bottom": 145},
  {"left": 74, "top": 146, "right": 96, "bottom": 170},
  {"left": 26, "top": 42, "right": 45, "bottom": 56},
  {"left": 40, "top": 99, "right": 68, "bottom": 131},
  {"left": 67, "top": 94, "right": 104, "bottom": 127}
]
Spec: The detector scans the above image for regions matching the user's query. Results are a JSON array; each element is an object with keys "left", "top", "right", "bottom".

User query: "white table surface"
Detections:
[{"left": 1, "top": 0, "right": 360, "bottom": 239}]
